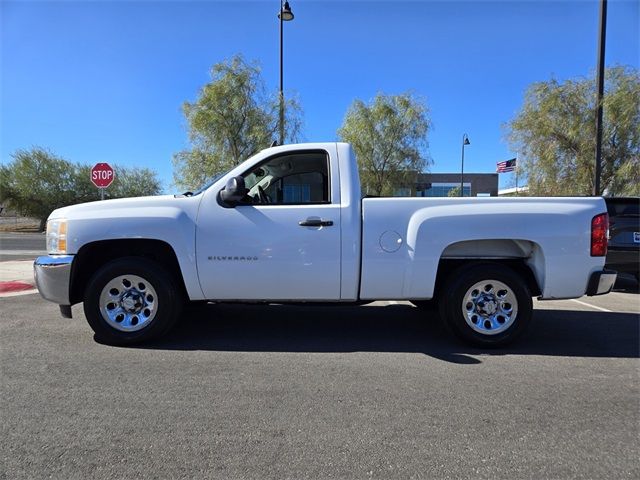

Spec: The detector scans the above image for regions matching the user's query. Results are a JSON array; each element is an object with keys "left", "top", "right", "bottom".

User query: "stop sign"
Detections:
[{"left": 91, "top": 163, "right": 115, "bottom": 188}]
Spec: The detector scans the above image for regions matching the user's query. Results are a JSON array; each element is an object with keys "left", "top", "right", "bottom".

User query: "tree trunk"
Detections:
[{"left": 39, "top": 217, "right": 47, "bottom": 232}]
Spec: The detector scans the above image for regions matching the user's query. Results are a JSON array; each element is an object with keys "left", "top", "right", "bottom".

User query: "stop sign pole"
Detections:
[{"left": 91, "top": 163, "right": 115, "bottom": 200}]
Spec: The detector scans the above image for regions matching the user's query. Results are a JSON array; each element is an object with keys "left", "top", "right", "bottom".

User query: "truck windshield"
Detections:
[{"left": 184, "top": 172, "right": 226, "bottom": 196}]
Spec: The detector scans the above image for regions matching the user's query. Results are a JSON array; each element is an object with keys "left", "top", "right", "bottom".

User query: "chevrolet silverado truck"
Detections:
[{"left": 35, "top": 142, "right": 616, "bottom": 347}]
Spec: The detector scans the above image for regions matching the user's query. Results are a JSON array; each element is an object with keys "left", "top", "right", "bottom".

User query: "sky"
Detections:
[{"left": 1, "top": 0, "right": 638, "bottom": 191}]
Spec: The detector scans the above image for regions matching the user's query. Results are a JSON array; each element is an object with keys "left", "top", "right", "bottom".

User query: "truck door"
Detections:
[{"left": 196, "top": 149, "right": 341, "bottom": 301}]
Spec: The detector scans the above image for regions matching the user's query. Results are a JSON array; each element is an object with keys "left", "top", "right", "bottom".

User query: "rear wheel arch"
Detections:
[
  {"left": 413, "top": 256, "right": 540, "bottom": 315},
  {"left": 433, "top": 238, "right": 544, "bottom": 301},
  {"left": 408, "top": 237, "right": 546, "bottom": 303}
]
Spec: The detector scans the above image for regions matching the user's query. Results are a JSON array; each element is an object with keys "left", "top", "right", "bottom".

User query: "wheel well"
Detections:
[
  {"left": 433, "top": 259, "right": 542, "bottom": 301},
  {"left": 70, "top": 239, "right": 187, "bottom": 305}
]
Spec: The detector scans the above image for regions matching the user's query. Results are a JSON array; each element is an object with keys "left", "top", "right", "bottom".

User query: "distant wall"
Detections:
[{"left": 416, "top": 173, "right": 499, "bottom": 197}]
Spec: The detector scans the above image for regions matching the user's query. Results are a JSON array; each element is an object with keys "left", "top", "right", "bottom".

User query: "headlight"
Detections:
[{"left": 46, "top": 219, "right": 68, "bottom": 254}]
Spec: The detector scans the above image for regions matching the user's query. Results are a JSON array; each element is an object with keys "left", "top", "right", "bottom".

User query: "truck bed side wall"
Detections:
[{"left": 360, "top": 197, "right": 608, "bottom": 300}]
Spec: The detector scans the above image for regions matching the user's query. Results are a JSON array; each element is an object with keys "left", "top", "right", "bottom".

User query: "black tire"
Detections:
[
  {"left": 83, "top": 257, "right": 183, "bottom": 346},
  {"left": 438, "top": 263, "right": 532, "bottom": 348}
]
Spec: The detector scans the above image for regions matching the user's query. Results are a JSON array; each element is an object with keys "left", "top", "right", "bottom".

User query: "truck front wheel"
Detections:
[
  {"left": 83, "top": 257, "right": 182, "bottom": 345},
  {"left": 439, "top": 263, "right": 532, "bottom": 347}
]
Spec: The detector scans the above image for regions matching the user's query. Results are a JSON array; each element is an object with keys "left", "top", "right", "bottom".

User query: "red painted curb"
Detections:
[{"left": 0, "top": 281, "right": 35, "bottom": 293}]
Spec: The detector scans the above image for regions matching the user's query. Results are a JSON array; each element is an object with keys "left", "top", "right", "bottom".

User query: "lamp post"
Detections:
[
  {"left": 593, "top": 0, "right": 607, "bottom": 196},
  {"left": 460, "top": 133, "right": 470, "bottom": 197},
  {"left": 278, "top": 1, "right": 294, "bottom": 145}
]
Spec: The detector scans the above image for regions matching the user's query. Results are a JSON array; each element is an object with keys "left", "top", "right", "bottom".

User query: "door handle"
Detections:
[{"left": 299, "top": 219, "right": 333, "bottom": 227}]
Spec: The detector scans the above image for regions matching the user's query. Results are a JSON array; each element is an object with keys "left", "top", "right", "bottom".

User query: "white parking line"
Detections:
[
  {"left": 0, "top": 288, "right": 38, "bottom": 298},
  {"left": 570, "top": 299, "right": 612, "bottom": 312}
]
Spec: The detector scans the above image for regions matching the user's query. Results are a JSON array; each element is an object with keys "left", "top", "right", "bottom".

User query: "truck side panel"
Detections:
[
  {"left": 190, "top": 142, "right": 360, "bottom": 301},
  {"left": 360, "top": 197, "right": 608, "bottom": 300},
  {"left": 336, "top": 143, "right": 362, "bottom": 301}
]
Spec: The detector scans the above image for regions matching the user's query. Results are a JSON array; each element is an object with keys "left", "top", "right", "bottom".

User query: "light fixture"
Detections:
[
  {"left": 279, "top": 1, "right": 294, "bottom": 21},
  {"left": 460, "top": 134, "right": 471, "bottom": 197},
  {"left": 278, "top": 1, "right": 295, "bottom": 145}
]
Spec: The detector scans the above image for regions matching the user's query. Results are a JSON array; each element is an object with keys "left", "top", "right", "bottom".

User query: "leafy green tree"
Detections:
[
  {"left": 111, "top": 166, "right": 162, "bottom": 198},
  {"left": 506, "top": 66, "right": 640, "bottom": 196},
  {"left": 173, "top": 55, "right": 303, "bottom": 190},
  {"left": 0, "top": 148, "right": 76, "bottom": 230},
  {"left": 0, "top": 147, "right": 162, "bottom": 230},
  {"left": 74, "top": 165, "right": 162, "bottom": 202},
  {"left": 337, "top": 92, "right": 431, "bottom": 196}
]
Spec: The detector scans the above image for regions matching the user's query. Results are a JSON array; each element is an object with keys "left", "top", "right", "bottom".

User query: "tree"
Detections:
[
  {"left": 506, "top": 66, "right": 640, "bottom": 196},
  {"left": 74, "top": 165, "right": 162, "bottom": 202},
  {"left": 0, "top": 147, "right": 162, "bottom": 230},
  {"left": 0, "top": 148, "right": 76, "bottom": 230},
  {"left": 447, "top": 186, "right": 462, "bottom": 197},
  {"left": 173, "top": 55, "right": 303, "bottom": 190},
  {"left": 337, "top": 92, "right": 431, "bottom": 196}
]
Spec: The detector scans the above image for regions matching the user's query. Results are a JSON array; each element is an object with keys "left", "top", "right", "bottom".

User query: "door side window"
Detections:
[{"left": 242, "top": 151, "right": 330, "bottom": 205}]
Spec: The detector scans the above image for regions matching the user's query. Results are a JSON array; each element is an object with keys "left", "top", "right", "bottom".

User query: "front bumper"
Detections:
[
  {"left": 34, "top": 255, "right": 74, "bottom": 305},
  {"left": 585, "top": 269, "right": 617, "bottom": 296}
]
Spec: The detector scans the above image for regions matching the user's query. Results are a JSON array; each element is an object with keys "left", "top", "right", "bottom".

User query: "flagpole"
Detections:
[{"left": 515, "top": 152, "right": 519, "bottom": 196}]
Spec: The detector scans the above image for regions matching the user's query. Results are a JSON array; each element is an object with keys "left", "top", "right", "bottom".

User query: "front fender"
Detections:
[{"left": 59, "top": 196, "right": 205, "bottom": 300}]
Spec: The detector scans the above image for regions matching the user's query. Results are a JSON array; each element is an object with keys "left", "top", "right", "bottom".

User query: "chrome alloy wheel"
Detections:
[
  {"left": 98, "top": 274, "right": 158, "bottom": 332},
  {"left": 461, "top": 279, "right": 518, "bottom": 335}
]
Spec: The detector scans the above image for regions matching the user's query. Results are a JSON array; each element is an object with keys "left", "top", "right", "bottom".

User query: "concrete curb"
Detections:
[{"left": 0, "top": 281, "right": 34, "bottom": 293}]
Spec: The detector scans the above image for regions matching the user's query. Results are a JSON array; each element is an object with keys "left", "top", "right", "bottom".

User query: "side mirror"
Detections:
[{"left": 219, "top": 176, "right": 248, "bottom": 206}]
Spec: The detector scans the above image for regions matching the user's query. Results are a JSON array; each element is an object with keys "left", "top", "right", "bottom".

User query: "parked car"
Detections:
[
  {"left": 605, "top": 197, "right": 640, "bottom": 282},
  {"left": 34, "top": 142, "right": 616, "bottom": 347}
]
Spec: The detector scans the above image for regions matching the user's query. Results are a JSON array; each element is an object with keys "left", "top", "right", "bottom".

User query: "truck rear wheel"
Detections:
[
  {"left": 83, "top": 257, "right": 182, "bottom": 345},
  {"left": 439, "top": 263, "right": 532, "bottom": 347}
]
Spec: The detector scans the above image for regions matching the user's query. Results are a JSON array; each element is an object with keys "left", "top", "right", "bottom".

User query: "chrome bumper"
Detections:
[
  {"left": 34, "top": 255, "right": 74, "bottom": 305},
  {"left": 585, "top": 269, "right": 617, "bottom": 296}
]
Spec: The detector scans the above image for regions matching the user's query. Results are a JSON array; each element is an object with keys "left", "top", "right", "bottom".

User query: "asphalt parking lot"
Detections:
[{"left": 1, "top": 279, "right": 638, "bottom": 479}]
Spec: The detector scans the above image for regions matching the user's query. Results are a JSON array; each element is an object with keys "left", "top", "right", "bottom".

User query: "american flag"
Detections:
[{"left": 497, "top": 158, "right": 517, "bottom": 173}]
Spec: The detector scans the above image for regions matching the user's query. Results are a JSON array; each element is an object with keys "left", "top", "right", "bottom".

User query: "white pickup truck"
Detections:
[{"left": 35, "top": 142, "right": 616, "bottom": 347}]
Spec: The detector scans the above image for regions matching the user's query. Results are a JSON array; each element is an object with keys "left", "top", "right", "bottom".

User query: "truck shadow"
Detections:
[
  {"left": 613, "top": 273, "right": 639, "bottom": 294},
  {"left": 140, "top": 303, "right": 640, "bottom": 363}
]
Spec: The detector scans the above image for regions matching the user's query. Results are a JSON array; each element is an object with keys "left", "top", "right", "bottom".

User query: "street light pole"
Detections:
[
  {"left": 278, "top": 1, "right": 294, "bottom": 145},
  {"left": 460, "top": 133, "right": 470, "bottom": 197},
  {"left": 593, "top": 0, "right": 607, "bottom": 196}
]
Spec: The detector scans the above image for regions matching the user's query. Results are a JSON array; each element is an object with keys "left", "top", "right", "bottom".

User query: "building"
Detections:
[{"left": 413, "top": 173, "right": 499, "bottom": 197}]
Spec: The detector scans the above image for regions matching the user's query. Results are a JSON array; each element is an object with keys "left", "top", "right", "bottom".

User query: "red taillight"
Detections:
[{"left": 591, "top": 213, "right": 608, "bottom": 256}]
